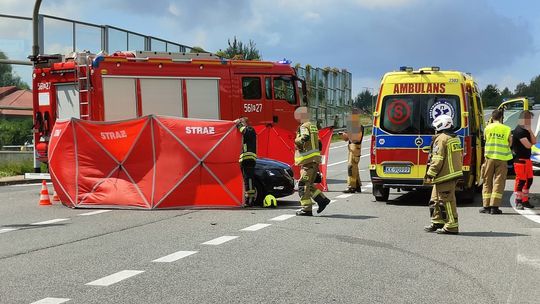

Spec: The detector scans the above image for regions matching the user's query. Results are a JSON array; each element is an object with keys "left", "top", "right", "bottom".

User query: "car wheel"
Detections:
[
  {"left": 374, "top": 186, "right": 389, "bottom": 202},
  {"left": 252, "top": 180, "right": 265, "bottom": 206}
]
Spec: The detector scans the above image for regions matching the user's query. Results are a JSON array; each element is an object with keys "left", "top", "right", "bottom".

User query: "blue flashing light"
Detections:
[{"left": 278, "top": 58, "right": 292, "bottom": 64}]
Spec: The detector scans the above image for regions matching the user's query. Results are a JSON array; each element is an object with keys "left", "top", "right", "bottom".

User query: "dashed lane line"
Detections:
[
  {"left": 517, "top": 254, "right": 540, "bottom": 269},
  {"left": 336, "top": 194, "right": 354, "bottom": 199},
  {"left": 30, "top": 219, "right": 69, "bottom": 226},
  {"left": 269, "top": 214, "right": 296, "bottom": 221},
  {"left": 0, "top": 228, "right": 18, "bottom": 234},
  {"left": 77, "top": 210, "right": 112, "bottom": 216},
  {"left": 85, "top": 270, "right": 145, "bottom": 286},
  {"left": 30, "top": 298, "right": 70, "bottom": 304},
  {"left": 201, "top": 236, "right": 239, "bottom": 245},
  {"left": 152, "top": 251, "right": 198, "bottom": 263},
  {"left": 328, "top": 160, "right": 348, "bottom": 167},
  {"left": 241, "top": 223, "right": 272, "bottom": 231}
]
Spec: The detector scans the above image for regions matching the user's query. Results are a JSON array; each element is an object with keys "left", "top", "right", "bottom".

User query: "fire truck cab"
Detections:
[
  {"left": 370, "top": 67, "right": 485, "bottom": 202},
  {"left": 32, "top": 51, "right": 306, "bottom": 164}
]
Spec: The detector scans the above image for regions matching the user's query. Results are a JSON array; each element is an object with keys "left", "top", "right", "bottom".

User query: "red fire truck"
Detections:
[{"left": 32, "top": 51, "right": 306, "bottom": 164}]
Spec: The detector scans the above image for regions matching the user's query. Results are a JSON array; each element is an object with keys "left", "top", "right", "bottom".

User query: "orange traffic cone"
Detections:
[
  {"left": 39, "top": 180, "right": 52, "bottom": 206},
  {"left": 52, "top": 189, "right": 60, "bottom": 202}
]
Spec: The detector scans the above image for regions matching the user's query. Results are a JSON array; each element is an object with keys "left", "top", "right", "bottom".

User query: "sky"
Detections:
[{"left": 1, "top": 0, "right": 539, "bottom": 96}]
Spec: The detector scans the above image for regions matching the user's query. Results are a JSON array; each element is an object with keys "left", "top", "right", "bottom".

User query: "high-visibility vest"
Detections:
[
  {"left": 294, "top": 121, "right": 321, "bottom": 165},
  {"left": 484, "top": 122, "right": 512, "bottom": 161}
]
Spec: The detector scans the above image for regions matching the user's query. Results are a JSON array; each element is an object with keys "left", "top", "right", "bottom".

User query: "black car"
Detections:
[{"left": 251, "top": 158, "right": 295, "bottom": 205}]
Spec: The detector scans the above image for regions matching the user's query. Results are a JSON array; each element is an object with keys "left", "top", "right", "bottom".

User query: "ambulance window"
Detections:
[
  {"left": 424, "top": 95, "right": 461, "bottom": 134},
  {"left": 265, "top": 77, "right": 272, "bottom": 99},
  {"left": 242, "top": 77, "right": 262, "bottom": 99},
  {"left": 274, "top": 77, "right": 296, "bottom": 105},
  {"left": 380, "top": 97, "right": 418, "bottom": 134}
]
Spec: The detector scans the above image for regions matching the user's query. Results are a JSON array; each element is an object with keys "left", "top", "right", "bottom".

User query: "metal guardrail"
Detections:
[{"left": 331, "top": 125, "right": 372, "bottom": 134}]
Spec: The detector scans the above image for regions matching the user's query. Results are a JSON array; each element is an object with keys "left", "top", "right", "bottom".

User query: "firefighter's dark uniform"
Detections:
[
  {"left": 425, "top": 132, "right": 463, "bottom": 234},
  {"left": 481, "top": 121, "right": 512, "bottom": 213},
  {"left": 237, "top": 122, "right": 257, "bottom": 206},
  {"left": 295, "top": 121, "right": 330, "bottom": 215}
]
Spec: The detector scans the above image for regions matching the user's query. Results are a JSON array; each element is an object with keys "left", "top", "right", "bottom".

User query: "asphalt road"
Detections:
[{"left": 1, "top": 125, "right": 540, "bottom": 303}]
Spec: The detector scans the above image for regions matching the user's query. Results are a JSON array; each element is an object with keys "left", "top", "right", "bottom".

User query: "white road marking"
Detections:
[
  {"left": 336, "top": 194, "right": 354, "bottom": 199},
  {"left": 328, "top": 160, "right": 347, "bottom": 167},
  {"left": 86, "top": 270, "right": 144, "bottom": 286},
  {"left": 360, "top": 154, "right": 370, "bottom": 158},
  {"left": 30, "top": 298, "right": 70, "bottom": 304},
  {"left": 201, "top": 236, "right": 239, "bottom": 245},
  {"left": 30, "top": 219, "right": 69, "bottom": 225},
  {"left": 330, "top": 200, "right": 337, "bottom": 204},
  {"left": 0, "top": 228, "right": 18, "bottom": 234},
  {"left": 269, "top": 214, "right": 296, "bottom": 221},
  {"left": 152, "top": 250, "right": 197, "bottom": 263},
  {"left": 13, "top": 182, "right": 52, "bottom": 187},
  {"left": 509, "top": 193, "right": 540, "bottom": 224},
  {"left": 517, "top": 254, "right": 540, "bottom": 269},
  {"left": 241, "top": 223, "right": 272, "bottom": 231},
  {"left": 330, "top": 144, "right": 348, "bottom": 150},
  {"left": 78, "top": 210, "right": 111, "bottom": 216}
]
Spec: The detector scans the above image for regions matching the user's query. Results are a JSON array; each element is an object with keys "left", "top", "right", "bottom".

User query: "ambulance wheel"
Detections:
[{"left": 374, "top": 186, "right": 389, "bottom": 202}]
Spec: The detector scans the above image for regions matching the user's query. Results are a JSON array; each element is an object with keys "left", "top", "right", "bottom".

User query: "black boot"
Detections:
[
  {"left": 424, "top": 223, "right": 444, "bottom": 232},
  {"left": 490, "top": 207, "right": 503, "bottom": 214},
  {"left": 316, "top": 197, "right": 331, "bottom": 214},
  {"left": 479, "top": 207, "right": 491, "bottom": 214},
  {"left": 342, "top": 188, "right": 356, "bottom": 194},
  {"left": 296, "top": 209, "right": 313, "bottom": 216}
]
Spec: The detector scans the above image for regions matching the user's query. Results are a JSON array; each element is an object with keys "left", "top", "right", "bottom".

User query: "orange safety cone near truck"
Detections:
[
  {"left": 39, "top": 180, "right": 52, "bottom": 206},
  {"left": 52, "top": 189, "right": 60, "bottom": 202}
]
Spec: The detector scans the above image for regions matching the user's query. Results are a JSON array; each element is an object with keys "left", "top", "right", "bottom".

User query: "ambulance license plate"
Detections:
[{"left": 383, "top": 166, "right": 411, "bottom": 174}]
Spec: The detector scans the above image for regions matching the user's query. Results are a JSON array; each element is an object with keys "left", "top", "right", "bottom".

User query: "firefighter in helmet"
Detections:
[
  {"left": 294, "top": 106, "right": 330, "bottom": 216},
  {"left": 234, "top": 117, "right": 257, "bottom": 207},
  {"left": 424, "top": 114, "right": 463, "bottom": 234}
]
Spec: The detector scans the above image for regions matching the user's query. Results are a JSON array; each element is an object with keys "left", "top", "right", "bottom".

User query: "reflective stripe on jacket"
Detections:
[
  {"left": 426, "top": 132, "right": 463, "bottom": 184},
  {"left": 295, "top": 121, "right": 321, "bottom": 165},
  {"left": 484, "top": 122, "right": 512, "bottom": 161}
]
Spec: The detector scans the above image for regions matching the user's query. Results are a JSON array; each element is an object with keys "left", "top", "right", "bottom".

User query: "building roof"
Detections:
[{"left": 0, "top": 86, "right": 33, "bottom": 117}]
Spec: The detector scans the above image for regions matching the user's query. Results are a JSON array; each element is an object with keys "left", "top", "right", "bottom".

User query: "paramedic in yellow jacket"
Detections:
[
  {"left": 294, "top": 106, "right": 331, "bottom": 216},
  {"left": 424, "top": 114, "right": 463, "bottom": 234}
]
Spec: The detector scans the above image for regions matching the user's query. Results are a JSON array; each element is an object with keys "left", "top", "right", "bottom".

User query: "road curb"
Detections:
[{"left": 0, "top": 178, "right": 42, "bottom": 186}]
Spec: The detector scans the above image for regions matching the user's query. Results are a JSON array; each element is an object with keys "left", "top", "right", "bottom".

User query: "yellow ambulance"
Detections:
[{"left": 369, "top": 67, "right": 485, "bottom": 202}]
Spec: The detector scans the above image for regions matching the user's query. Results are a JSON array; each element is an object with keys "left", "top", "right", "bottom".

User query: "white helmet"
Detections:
[{"left": 432, "top": 114, "right": 453, "bottom": 132}]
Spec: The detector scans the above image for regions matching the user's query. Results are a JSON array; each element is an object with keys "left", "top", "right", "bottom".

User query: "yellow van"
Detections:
[{"left": 369, "top": 67, "right": 485, "bottom": 202}]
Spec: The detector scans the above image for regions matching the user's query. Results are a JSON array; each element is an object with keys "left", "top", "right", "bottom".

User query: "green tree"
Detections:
[
  {"left": 189, "top": 46, "right": 208, "bottom": 53},
  {"left": 0, "top": 118, "right": 33, "bottom": 148},
  {"left": 354, "top": 89, "right": 374, "bottom": 111},
  {"left": 481, "top": 84, "right": 501, "bottom": 108},
  {"left": 500, "top": 87, "right": 512, "bottom": 100},
  {"left": 0, "top": 51, "right": 29, "bottom": 89},
  {"left": 216, "top": 36, "right": 261, "bottom": 60}
]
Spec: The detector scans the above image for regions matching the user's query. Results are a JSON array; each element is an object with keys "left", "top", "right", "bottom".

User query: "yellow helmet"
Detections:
[{"left": 263, "top": 194, "right": 277, "bottom": 207}]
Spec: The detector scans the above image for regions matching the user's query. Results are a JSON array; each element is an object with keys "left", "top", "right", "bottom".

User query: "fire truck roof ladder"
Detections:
[
  {"left": 133, "top": 51, "right": 222, "bottom": 61},
  {"left": 75, "top": 53, "right": 93, "bottom": 119}
]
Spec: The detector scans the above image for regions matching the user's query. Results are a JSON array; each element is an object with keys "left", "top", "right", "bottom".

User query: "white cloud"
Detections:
[
  {"left": 168, "top": 3, "right": 180, "bottom": 17},
  {"left": 352, "top": 0, "right": 418, "bottom": 9},
  {"left": 303, "top": 11, "right": 320, "bottom": 21}
]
